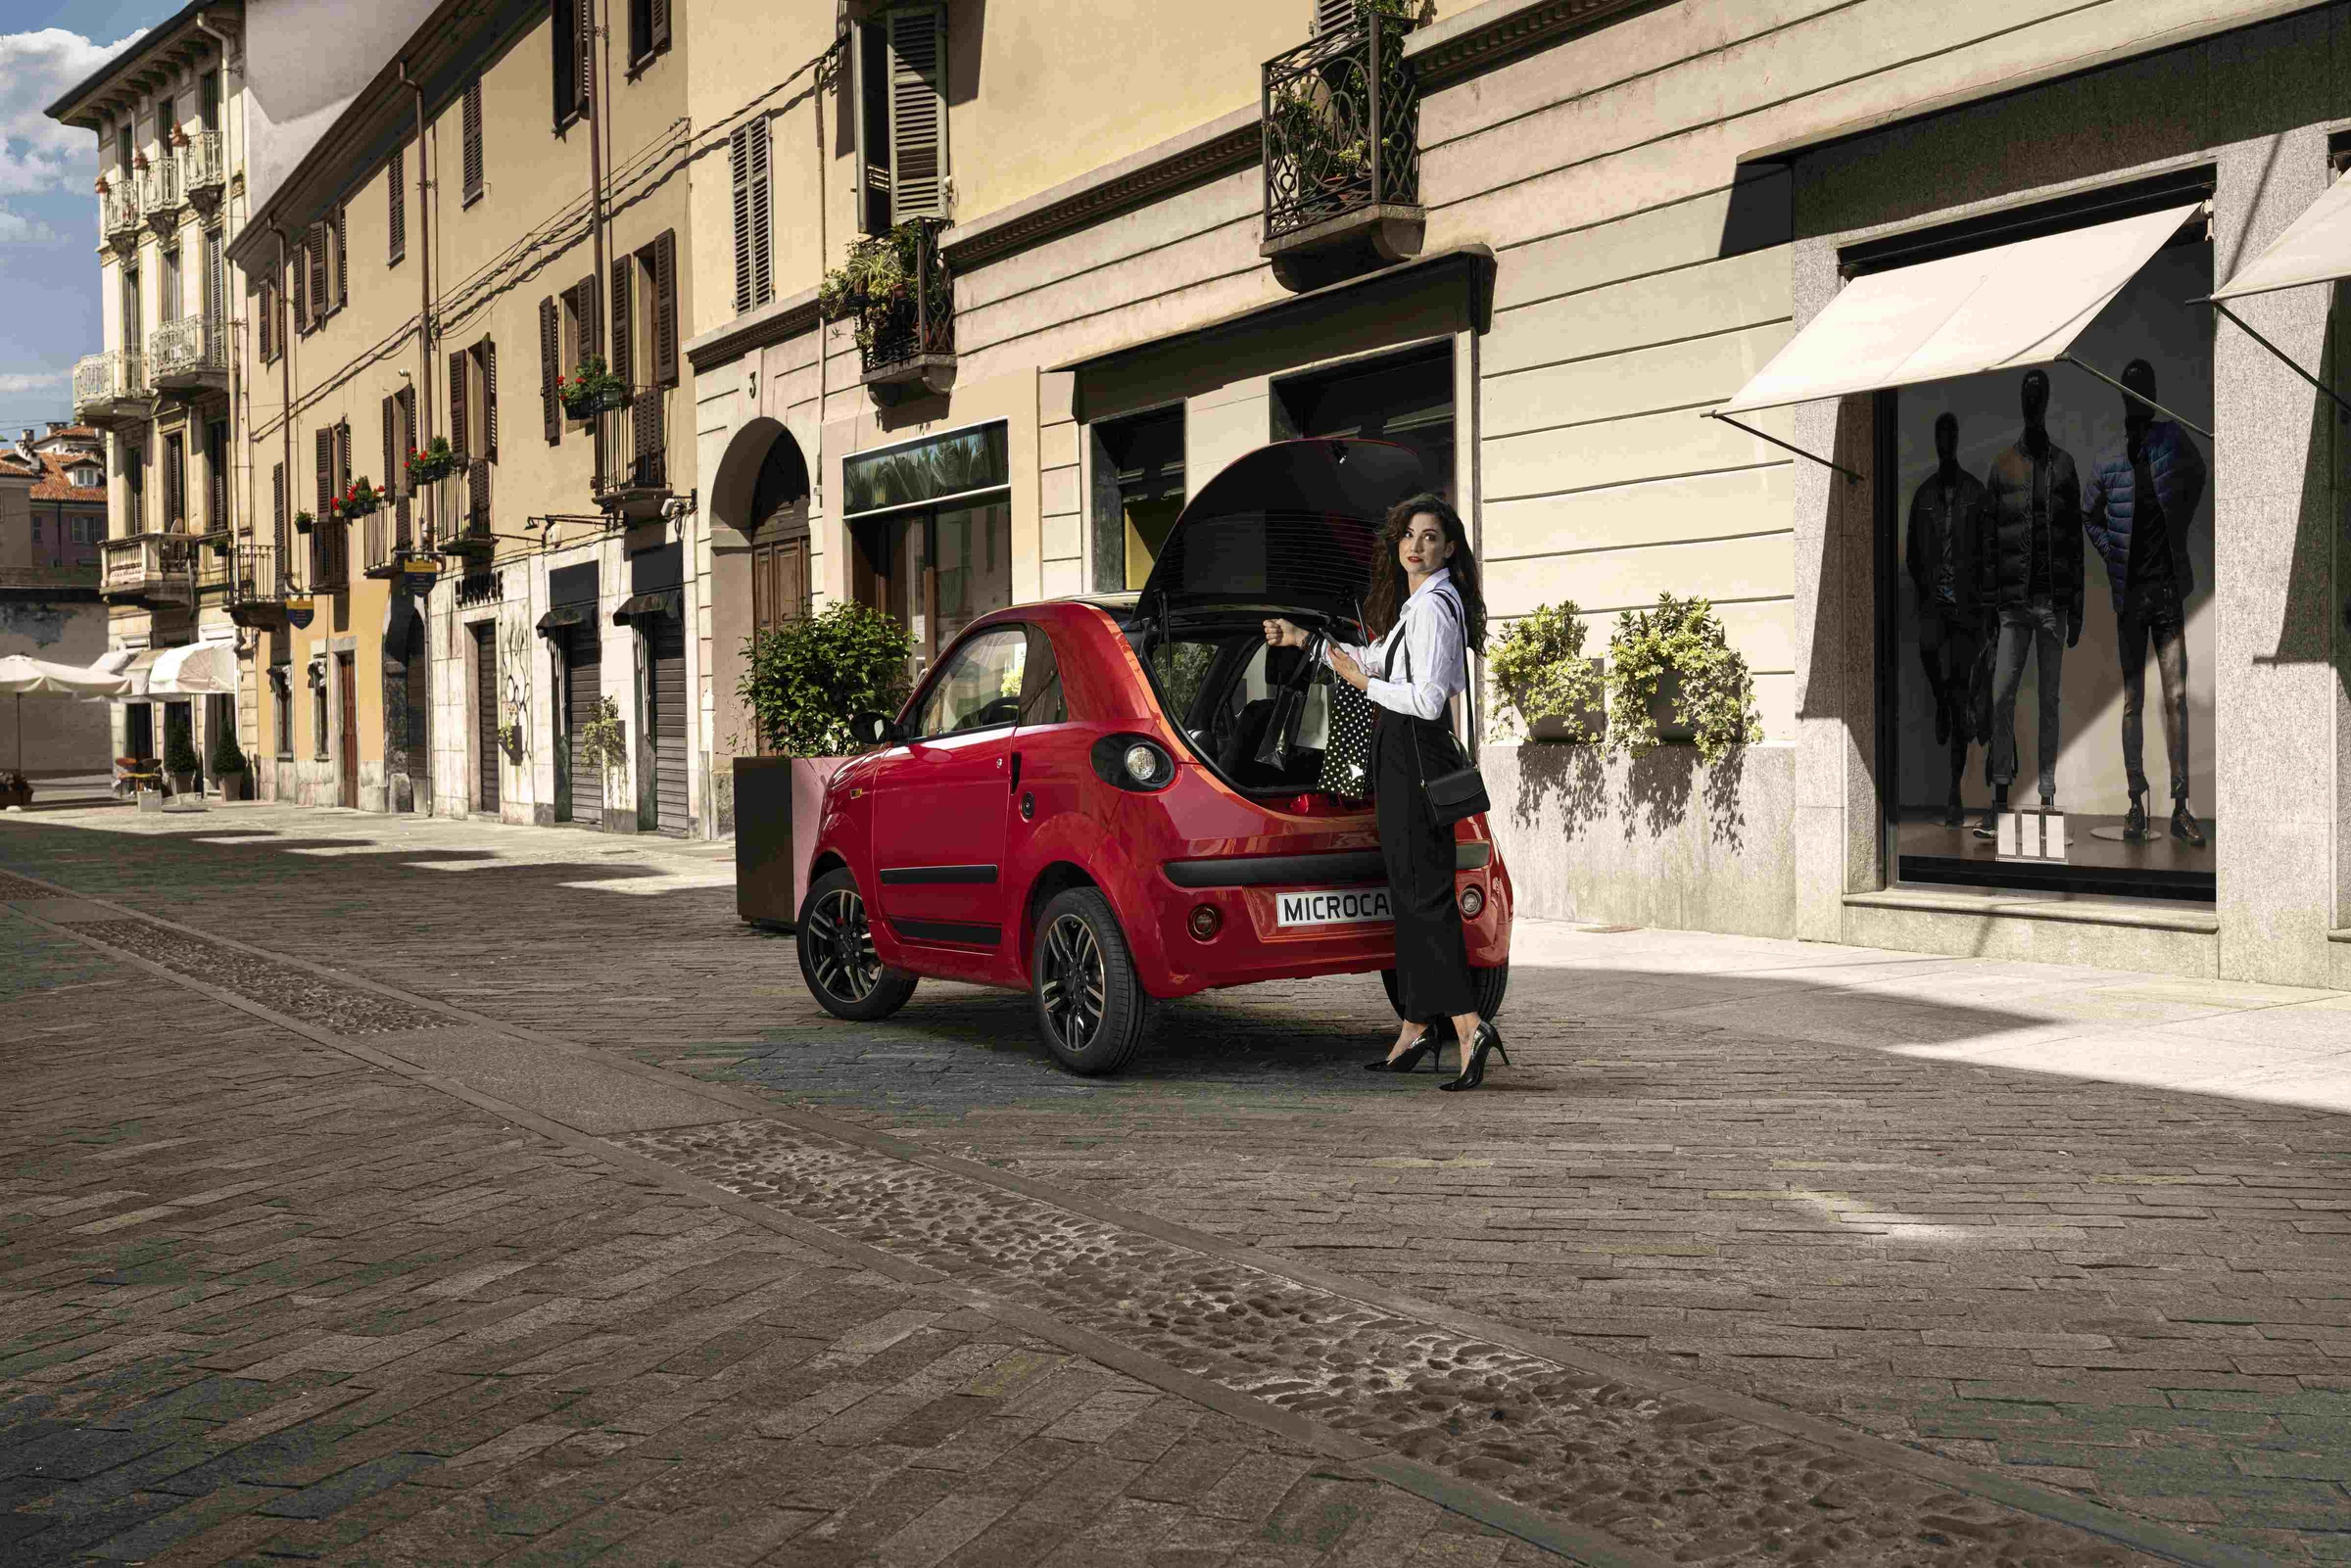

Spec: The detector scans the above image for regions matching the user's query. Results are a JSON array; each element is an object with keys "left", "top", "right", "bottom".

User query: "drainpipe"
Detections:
[
  {"left": 274, "top": 224, "right": 295, "bottom": 593},
  {"left": 586, "top": 0, "right": 610, "bottom": 411},
  {"left": 401, "top": 65, "right": 434, "bottom": 460}
]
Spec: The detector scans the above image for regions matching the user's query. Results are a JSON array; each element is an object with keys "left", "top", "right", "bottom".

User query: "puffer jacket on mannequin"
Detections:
[
  {"left": 1975, "top": 438, "right": 2085, "bottom": 624},
  {"left": 2084, "top": 420, "right": 2206, "bottom": 613}
]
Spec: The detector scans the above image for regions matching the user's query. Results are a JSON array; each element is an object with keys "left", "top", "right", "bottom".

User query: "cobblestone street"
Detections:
[{"left": 5, "top": 803, "right": 2349, "bottom": 1566}]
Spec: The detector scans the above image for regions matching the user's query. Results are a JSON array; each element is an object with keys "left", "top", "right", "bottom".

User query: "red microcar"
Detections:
[{"left": 795, "top": 439, "right": 1513, "bottom": 1074}]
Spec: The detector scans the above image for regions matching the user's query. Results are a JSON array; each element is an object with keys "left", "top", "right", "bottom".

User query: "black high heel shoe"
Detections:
[
  {"left": 1438, "top": 1022, "right": 1508, "bottom": 1091},
  {"left": 1366, "top": 1029, "right": 1445, "bottom": 1072}
]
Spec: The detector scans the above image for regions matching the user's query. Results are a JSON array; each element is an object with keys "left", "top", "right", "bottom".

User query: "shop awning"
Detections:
[
  {"left": 1715, "top": 202, "right": 2205, "bottom": 417},
  {"left": 537, "top": 603, "right": 590, "bottom": 635},
  {"left": 2213, "top": 171, "right": 2351, "bottom": 301},
  {"left": 612, "top": 590, "right": 680, "bottom": 625},
  {"left": 116, "top": 646, "right": 166, "bottom": 697},
  {"left": 147, "top": 641, "right": 239, "bottom": 696},
  {"left": 0, "top": 653, "right": 132, "bottom": 698}
]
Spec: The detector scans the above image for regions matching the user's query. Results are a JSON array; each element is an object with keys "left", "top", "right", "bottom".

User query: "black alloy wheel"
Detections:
[
  {"left": 1031, "top": 886, "right": 1149, "bottom": 1075},
  {"left": 796, "top": 867, "right": 918, "bottom": 1022}
]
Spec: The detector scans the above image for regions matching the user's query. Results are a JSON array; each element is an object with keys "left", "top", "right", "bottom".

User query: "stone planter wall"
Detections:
[{"left": 1482, "top": 739, "right": 1797, "bottom": 938}]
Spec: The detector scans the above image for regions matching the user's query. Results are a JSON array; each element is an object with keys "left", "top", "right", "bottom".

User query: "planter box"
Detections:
[
  {"left": 1645, "top": 670, "right": 1697, "bottom": 745},
  {"left": 214, "top": 772, "right": 252, "bottom": 801},
  {"left": 1526, "top": 658, "right": 1606, "bottom": 742},
  {"left": 0, "top": 782, "right": 32, "bottom": 810},
  {"left": 734, "top": 754, "right": 850, "bottom": 929}
]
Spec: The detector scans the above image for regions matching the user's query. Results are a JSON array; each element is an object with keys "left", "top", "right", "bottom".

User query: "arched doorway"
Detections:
[
  {"left": 708, "top": 419, "right": 813, "bottom": 785},
  {"left": 746, "top": 432, "right": 811, "bottom": 641}
]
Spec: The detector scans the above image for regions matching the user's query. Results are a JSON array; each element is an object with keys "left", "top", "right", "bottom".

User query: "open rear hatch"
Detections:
[{"left": 1128, "top": 438, "right": 1425, "bottom": 801}]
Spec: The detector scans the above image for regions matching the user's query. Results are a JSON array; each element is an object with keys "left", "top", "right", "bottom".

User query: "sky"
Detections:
[{"left": 0, "top": 0, "right": 179, "bottom": 433}]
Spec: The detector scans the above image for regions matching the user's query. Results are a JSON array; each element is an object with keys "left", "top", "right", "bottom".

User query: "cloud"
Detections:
[
  {"left": 0, "top": 371, "right": 70, "bottom": 394},
  {"left": 0, "top": 26, "right": 145, "bottom": 198},
  {"left": 0, "top": 206, "right": 66, "bottom": 245}
]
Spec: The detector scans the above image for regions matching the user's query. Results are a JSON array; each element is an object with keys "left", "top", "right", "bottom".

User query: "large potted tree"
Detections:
[
  {"left": 209, "top": 725, "right": 251, "bottom": 801},
  {"left": 734, "top": 603, "right": 913, "bottom": 929}
]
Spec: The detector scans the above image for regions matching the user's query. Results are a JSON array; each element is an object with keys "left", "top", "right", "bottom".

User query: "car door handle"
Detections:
[{"left": 1008, "top": 751, "right": 1022, "bottom": 792}]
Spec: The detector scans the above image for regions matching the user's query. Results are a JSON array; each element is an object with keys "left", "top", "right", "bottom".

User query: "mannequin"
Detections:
[
  {"left": 1905, "top": 412, "right": 1987, "bottom": 826},
  {"left": 1974, "top": 368, "right": 2084, "bottom": 835},
  {"left": 2084, "top": 358, "right": 2207, "bottom": 848}
]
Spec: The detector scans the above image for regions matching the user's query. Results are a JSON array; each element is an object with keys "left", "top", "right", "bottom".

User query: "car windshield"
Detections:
[{"left": 1136, "top": 625, "right": 1335, "bottom": 794}]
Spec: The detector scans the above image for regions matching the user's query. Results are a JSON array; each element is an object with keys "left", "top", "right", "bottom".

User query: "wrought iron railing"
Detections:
[
  {"left": 361, "top": 484, "right": 415, "bottom": 575},
  {"left": 230, "top": 541, "right": 288, "bottom": 607},
  {"left": 1262, "top": 5, "right": 1421, "bottom": 244},
  {"left": 858, "top": 217, "right": 954, "bottom": 379},
  {"left": 195, "top": 534, "right": 234, "bottom": 592},
  {"left": 149, "top": 314, "right": 226, "bottom": 383},
  {"left": 594, "top": 386, "right": 670, "bottom": 496},
  {"left": 100, "top": 183, "right": 142, "bottom": 239},
  {"left": 141, "top": 153, "right": 183, "bottom": 220},
  {"left": 100, "top": 533, "right": 194, "bottom": 600},
  {"left": 180, "top": 131, "right": 226, "bottom": 196}
]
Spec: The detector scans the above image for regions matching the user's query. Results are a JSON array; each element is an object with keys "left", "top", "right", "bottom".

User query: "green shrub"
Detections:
[
  {"left": 741, "top": 602, "right": 916, "bottom": 757},
  {"left": 208, "top": 725, "right": 247, "bottom": 775},
  {"left": 1486, "top": 600, "right": 1604, "bottom": 741},
  {"left": 1606, "top": 593, "right": 1762, "bottom": 766},
  {"left": 163, "top": 723, "right": 201, "bottom": 778},
  {"left": 575, "top": 696, "right": 628, "bottom": 781}
]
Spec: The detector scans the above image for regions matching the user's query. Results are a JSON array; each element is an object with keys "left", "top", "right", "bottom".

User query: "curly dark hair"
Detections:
[{"left": 1361, "top": 493, "right": 1486, "bottom": 653}]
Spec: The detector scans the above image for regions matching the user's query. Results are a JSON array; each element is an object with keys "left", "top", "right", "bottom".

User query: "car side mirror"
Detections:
[{"left": 848, "top": 710, "right": 902, "bottom": 748}]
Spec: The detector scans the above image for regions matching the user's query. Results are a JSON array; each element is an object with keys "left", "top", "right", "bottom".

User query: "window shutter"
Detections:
[
  {"left": 730, "top": 123, "right": 772, "bottom": 315},
  {"left": 887, "top": 6, "right": 947, "bottom": 222},
  {"left": 629, "top": 0, "right": 649, "bottom": 62},
  {"left": 382, "top": 395, "right": 396, "bottom": 503},
  {"left": 290, "top": 249, "right": 307, "bottom": 336},
  {"left": 449, "top": 351, "right": 469, "bottom": 460},
  {"left": 315, "top": 426, "right": 333, "bottom": 520},
  {"left": 307, "top": 223, "right": 327, "bottom": 328},
  {"left": 398, "top": 389, "right": 414, "bottom": 536},
  {"left": 335, "top": 205, "right": 349, "bottom": 310},
  {"left": 576, "top": 273, "right": 600, "bottom": 362},
  {"left": 272, "top": 461, "right": 286, "bottom": 553},
  {"left": 552, "top": 0, "right": 575, "bottom": 124},
  {"left": 730, "top": 126, "right": 751, "bottom": 315},
  {"left": 389, "top": 145, "right": 406, "bottom": 262},
  {"left": 651, "top": 229, "right": 678, "bottom": 386},
  {"left": 541, "top": 295, "right": 560, "bottom": 444},
  {"left": 164, "top": 438, "right": 182, "bottom": 530},
  {"left": 1313, "top": 0, "right": 1354, "bottom": 33},
  {"left": 649, "top": 0, "right": 669, "bottom": 53},
  {"left": 462, "top": 78, "right": 484, "bottom": 202},
  {"left": 854, "top": 22, "right": 889, "bottom": 235},
  {"left": 578, "top": 0, "right": 595, "bottom": 106},
  {"left": 335, "top": 421, "right": 351, "bottom": 496},
  {"left": 210, "top": 431, "right": 226, "bottom": 531},
  {"left": 481, "top": 340, "right": 499, "bottom": 462},
  {"left": 609, "top": 256, "right": 632, "bottom": 390},
  {"left": 259, "top": 281, "right": 274, "bottom": 362}
]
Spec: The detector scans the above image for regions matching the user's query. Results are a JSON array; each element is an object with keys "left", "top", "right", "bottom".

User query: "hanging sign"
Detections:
[{"left": 284, "top": 595, "right": 315, "bottom": 630}]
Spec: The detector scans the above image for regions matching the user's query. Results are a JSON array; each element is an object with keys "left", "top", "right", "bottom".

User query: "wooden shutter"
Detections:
[
  {"left": 335, "top": 205, "right": 348, "bottom": 309},
  {"left": 381, "top": 395, "right": 396, "bottom": 499},
  {"left": 649, "top": 0, "right": 670, "bottom": 53},
  {"left": 289, "top": 249, "right": 305, "bottom": 337},
  {"left": 461, "top": 78, "right": 484, "bottom": 202},
  {"left": 552, "top": 0, "right": 576, "bottom": 124},
  {"left": 609, "top": 256, "right": 632, "bottom": 390},
  {"left": 307, "top": 223, "right": 327, "bottom": 328},
  {"left": 1313, "top": 0, "right": 1353, "bottom": 33},
  {"left": 481, "top": 340, "right": 499, "bottom": 462},
  {"left": 448, "top": 350, "right": 469, "bottom": 460},
  {"left": 272, "top": 461, "right": 285, "bottom": 544},
  {"left": 730, "top": 123, "right": 773, "bottom": 316},
  {"left": 854, "top": 23, "right": 889, "bottom": 234},
  {"left": 540, "top": 295, "right": 560, "bottom": 443},
  {"left": 651, "top": 229, "right": 678, "bottom": 386},
  {"left": 209, "top": 423, "right": 227, "bottom": 531},
  {"left": 164, "top": 436, "right": 183, "bottom": 530},
  {"left": 397, "top": 389, "right": 414, "bottom": 538},
  {"left": 314, "top": 425, "right": 333, "bottom": 519},
  {"left": 577, "top": 0, "right": 595, "bottom": 105},
  {"left": 259, "top": 281, "right": 274, "bottom": 362},
  {"left": 887, "top": 7, "right": 947, "bottom": 221},
  {"left": 335, "top": 421, "right": 351, "bottom": 495},
  {"left": 389, "top": 145, "right": 406, "bottom": 262}
]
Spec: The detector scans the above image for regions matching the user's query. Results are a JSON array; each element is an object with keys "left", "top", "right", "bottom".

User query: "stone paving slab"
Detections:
[
  {"left": 5, "top": 807, "right": 2348, "bottom": 1562},
  {"left": 3, "top": 916, "right": 1563, "bottom": 1568}
]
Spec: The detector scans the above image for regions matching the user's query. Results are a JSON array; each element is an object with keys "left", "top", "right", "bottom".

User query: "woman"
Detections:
[{"left": 1264, "top": 494, "right": 1509, "bottom": 1091}]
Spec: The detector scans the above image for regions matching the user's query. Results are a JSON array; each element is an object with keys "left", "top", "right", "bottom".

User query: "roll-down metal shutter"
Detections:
[
  {"left": 472, "top": 622, "right": 499, "bottom": 812},
  {"left": 565, "top": 624, "right": 602, "bottom": 828},
  {"left": 648, "top": 614, "right": 688, "bottom": 835}
]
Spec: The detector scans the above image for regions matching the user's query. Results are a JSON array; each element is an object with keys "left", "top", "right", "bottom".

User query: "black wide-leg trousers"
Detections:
[{"left": 1373, "top": 710, "right": 1475, "bottom": 1024}]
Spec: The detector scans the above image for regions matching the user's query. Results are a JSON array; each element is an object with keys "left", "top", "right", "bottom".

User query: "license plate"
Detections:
[{"left": 1275, "top": 886, "right": 1392, "bottom": 927}]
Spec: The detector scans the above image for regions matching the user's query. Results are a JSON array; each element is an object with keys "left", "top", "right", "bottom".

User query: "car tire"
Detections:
[
  {"left": 797, "top": 867, "right": 918, "bottom": 1022},
  {"left": 1380, "top": 961, "right": 1509, "bottom": 1022},
  {"left": 1031, "top": 886, "right": 1150, "bottom": 1075}
]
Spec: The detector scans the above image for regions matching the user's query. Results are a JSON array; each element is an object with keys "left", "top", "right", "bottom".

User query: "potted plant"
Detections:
[
  {"left": 293, "top": 508, "right": 315, "bottom": 535},
  {"left": 209, "top": 726, "right": 250, "bottom": 801},
  {"left": 734, "top": 602, "right": 914, "bottom": 927},
  {"left": 1605, "top": 593, "right": 1762, "bottom": 765},
  {"left": 163, "top": 724, "right": 202, "bottom": 797},
  {"left": 1488, "top": 599, "right": 1606, "bottom": 742},
  {"left": 819, "top": 223, "right": 950, "bottom": 358},
  {"left": 557, "top": 356, "right": 627, "bottom": 418},
  {"left": 406, "top": 436, "right": 456, "bottom": 487},
  {"left": 336, "top": 478, "right": 381, "bottom": 521},
  {"left": 0, "top": 771, "right": 31, "bottom": 810}
]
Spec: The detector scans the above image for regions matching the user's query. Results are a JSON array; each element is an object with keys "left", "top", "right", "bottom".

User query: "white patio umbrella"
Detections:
[{"left": 0, "top": 654, "right": 133, "bottom": 775}]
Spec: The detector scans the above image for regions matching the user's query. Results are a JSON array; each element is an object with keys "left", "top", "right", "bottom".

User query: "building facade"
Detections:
[{"left": 0, "top": 427, "right": 111, "bottom": 776}]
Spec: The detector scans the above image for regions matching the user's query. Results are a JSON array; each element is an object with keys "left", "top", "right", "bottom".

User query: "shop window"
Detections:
[
  {"left": 271, "top": 666, "right": 293, "bottom": 758},
  {"left": 1273, "top": 344, "right": 1454, "bottom": 499},
  {"left": 1884, "top": 230, "right": 2215, "bottom": 903},
  {"left": 844, "top": 422, "right": 1011, "bottom": 676},
  {"left": 1089, "top": 406, "right": 1183, "bottom": 593}
]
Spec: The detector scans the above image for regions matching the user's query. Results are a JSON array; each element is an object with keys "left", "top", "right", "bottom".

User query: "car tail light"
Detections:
[
  {"left": 1091, "top": 734, "right": 1176, "bottom": 791},
  {"left": 1460, "top": 884, "right": 1485, "bottom": 919},
  {"left": 1188, "top": 904, "right": 1222, "bottom": 940}
]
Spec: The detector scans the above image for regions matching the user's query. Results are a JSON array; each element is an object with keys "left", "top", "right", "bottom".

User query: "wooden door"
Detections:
[
  {"left": 471, "top": 623, "right": 499, "bottom": 813},
  {"left": 563, "top": 625, "right": 601, "bottom": 827},
  {"left": 648, "top": 614, "right": 689, "bottom": 835},
  {"left": 335, "top": 653, "right": 358, "bottom": 808}
]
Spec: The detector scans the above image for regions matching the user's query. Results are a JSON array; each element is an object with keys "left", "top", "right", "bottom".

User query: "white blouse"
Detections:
[{"left": 1324, "top": 567, "right": 1467, "bottom": 722}]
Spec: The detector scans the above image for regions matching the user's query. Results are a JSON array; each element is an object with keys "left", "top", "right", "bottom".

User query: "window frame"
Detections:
[{"left": 908, "top": 623, "right": 1030, "bottom": 740}]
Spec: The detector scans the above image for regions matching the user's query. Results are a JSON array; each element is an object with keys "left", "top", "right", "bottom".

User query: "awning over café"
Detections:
[
  {"left": 1714, "top": 202, "right": 2205, "bottom": 417},
  {"left": 2212, "top": 170, "right": 2351, "bottom": 301},
  {"left": 146, "top": 641, "right": 239, "bottom": 696}
]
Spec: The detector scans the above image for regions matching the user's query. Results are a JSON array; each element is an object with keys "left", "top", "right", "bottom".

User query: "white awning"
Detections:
[
  {"left": 145, "top": 642, "right": 239, "bottom": 696},
  {"left": 0, "top": 654, "right": 132, "bottom": 698},
  {"left": 2212, "top": 170, "right": 2351, "bottom": 302},
  {"left": 1715, "top": 203, "right": 2205, "bottom": 417}
]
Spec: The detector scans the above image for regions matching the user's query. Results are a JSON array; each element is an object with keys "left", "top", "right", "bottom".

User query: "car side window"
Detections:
[
  {"left": 912, "top": 627, "right": 1028, "bottom": 738},
  {"left": 1021, "top": 626, "right": 1067, "bottom": 725}
]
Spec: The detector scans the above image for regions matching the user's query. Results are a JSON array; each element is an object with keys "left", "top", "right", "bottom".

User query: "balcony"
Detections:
[
  {"left": 360, "top": 486, "right": 419, "bottom": 580},
  {"left": 193, "top": 531, "right": 234, "bottom": 593},
  {"left": 100, "top": 533, "right": 195, "bottom": 606},
  {"left": 141, "top": 154, "right": 183, "bottom": 234},
  {"left": 150, "top": 315, "right": 227, "bottom": 393},
  {"left": 180, "top": 132, "right": 227, "bottom": 211},
  {"left": 227, "top": 541, "right": 289, "bottom": 628},
  {"left": 437, "top": 460, "right": 496, "bottom": 562},
  {"left": 1260, "top": 6, "right": 1423, "bottom": 289},
  {"left": 855, "top": 217, "right": 955, "bottom": 403},
  {"left": 100, "top": 183, "right": 142, "bottom": 251},
  {"left": 73, "top": 350, "right": 149, "bottom": 424},
  {"left": 593, "top": 387, "right": 672, "bottom": 518}
]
